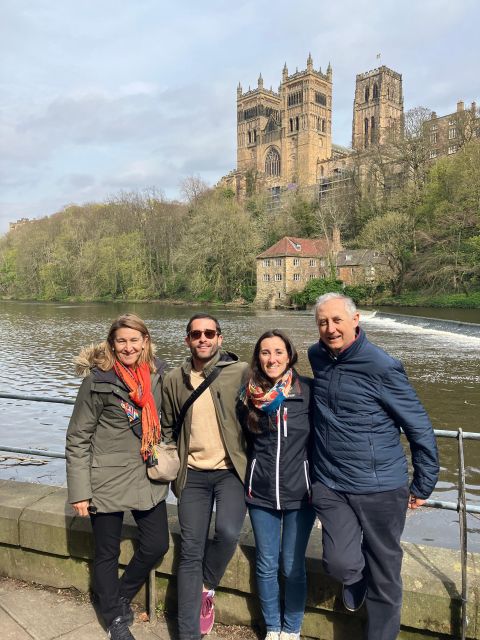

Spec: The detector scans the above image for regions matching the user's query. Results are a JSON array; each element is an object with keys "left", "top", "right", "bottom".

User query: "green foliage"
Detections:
[
  {"left": 291, "top": 278, "right": 384, "bottom": 307},
  {"left": 1, "top": 139, "right": 480, "bottom": 305},
  {"left": 291, "top": 278, "right": 343, "bottom": 306},
  {"left": 376, "top": 291, "right": 480, "bottom": 308}
]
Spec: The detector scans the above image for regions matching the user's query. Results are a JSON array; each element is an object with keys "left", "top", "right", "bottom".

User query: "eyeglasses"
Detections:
[{"left": 188, "top": 329, "right": 219, "bottom": 340}]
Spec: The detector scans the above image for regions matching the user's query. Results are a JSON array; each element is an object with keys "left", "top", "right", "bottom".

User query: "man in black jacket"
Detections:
[{"left": 308, "top": 293, "right": 439, "bottom": 640}]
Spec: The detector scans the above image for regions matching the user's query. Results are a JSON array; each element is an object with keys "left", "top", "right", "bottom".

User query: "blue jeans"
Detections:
[{"left": 248, "top": 505, "right": 316, "bottom": 633}]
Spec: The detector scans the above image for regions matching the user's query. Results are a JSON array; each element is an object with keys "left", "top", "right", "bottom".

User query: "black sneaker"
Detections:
[
  {"left": 119, "top": 596, "right": 134, "bottom": 626},
  {"left": 107, "top": 616, "right": 135, "bottom": 640},
  {"left": 342, "top": 577, "right": 367, "bottom": 612}
]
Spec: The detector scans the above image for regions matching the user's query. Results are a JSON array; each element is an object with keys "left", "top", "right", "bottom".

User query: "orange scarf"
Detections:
[{"left": 113, "top": 360, "right": 160, "bottom": 460}]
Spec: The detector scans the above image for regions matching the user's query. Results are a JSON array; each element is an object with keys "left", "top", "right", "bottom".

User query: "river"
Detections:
[{"left": 0, "top": 301, "right": 479, "bottom": 551}]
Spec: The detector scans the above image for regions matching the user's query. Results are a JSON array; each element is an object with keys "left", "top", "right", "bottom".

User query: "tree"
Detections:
[
  {"left": 411, "top": 142, "right": 480, "bottom": 293},
  {"left": 357, "top": 211, "right": 413, "bottom": 294},
  {"left": 173, "top": 190, "right": 261, "bottom": 301}
]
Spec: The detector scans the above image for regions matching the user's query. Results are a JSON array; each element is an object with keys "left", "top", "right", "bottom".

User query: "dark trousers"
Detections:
[
  {"left": 312, "top": 482, "right": 409, "bottom": 640},
  {"left": 177, "top": 468, "right": 246, "bottom": 640},
  {"left": 90, "top": 500, "right": 169, "bottom": 627}
]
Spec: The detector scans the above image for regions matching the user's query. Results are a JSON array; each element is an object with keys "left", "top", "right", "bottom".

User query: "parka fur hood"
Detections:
[{"left": 74, "top": 342, "right": 109, "bottom": 377}]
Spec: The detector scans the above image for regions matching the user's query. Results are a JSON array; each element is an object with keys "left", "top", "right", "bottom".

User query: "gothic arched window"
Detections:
[
  {"left": 373, "top": 83, "right": 379, "bottom": 100},
  {"left": 265, "top": 147, "right": 281, "bottom": 177},
  {"left": 365, "top": 86, "right": 370, "bottom": 102},
  {"left": 371, "top": 116, "right": 375, "bottom": 142}
]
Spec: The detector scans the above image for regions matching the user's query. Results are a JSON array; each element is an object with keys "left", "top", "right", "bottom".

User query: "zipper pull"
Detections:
[{"left": 283, "top": 407, "right": 287, "bottom": 437}]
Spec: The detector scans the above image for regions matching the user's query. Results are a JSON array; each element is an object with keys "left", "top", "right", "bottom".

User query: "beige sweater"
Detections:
[{"left": 187, "top": 369, "right": 232, "bottom": 470}]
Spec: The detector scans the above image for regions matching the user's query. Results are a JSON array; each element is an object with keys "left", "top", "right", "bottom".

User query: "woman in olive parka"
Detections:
[{"left": 66, "top": 313, "right": 169, "bottom": 640}]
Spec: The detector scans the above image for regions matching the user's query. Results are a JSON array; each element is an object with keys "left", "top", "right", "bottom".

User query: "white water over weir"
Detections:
[{"left": 371, "top": 311, "right": 480, "bottom": 338}]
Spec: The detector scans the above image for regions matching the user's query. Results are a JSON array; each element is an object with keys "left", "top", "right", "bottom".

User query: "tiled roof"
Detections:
[{"left": 257, "top": 236, "right": 330, "bottom": 258}]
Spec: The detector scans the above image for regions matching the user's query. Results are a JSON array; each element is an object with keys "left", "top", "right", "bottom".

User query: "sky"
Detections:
[{"left": 1, "top": 0, "right": 479, "bottom": 233}]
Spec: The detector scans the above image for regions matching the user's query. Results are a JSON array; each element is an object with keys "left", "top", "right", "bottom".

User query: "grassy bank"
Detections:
[{"left": 375, "top": 291, "right": 480, "bottom": 309}]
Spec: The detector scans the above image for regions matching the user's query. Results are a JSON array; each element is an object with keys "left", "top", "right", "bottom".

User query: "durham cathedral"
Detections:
[{"left": 220, "top": 55, "right": 405, "bottom": 197}]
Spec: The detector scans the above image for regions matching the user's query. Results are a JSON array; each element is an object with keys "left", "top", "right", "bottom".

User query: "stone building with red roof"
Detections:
[
  {"left": 255, "top": 234, "right": 341, "bottom": 306},
  {"left": 255, "top": 234, "right": 391, "bottom": 307}
]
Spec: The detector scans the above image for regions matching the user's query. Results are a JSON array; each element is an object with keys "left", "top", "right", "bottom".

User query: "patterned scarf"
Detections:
[
  {"left": 113, "top": 360, "right": 160, "bottom": 460},
  {"left": 244, "top": 368, "right": 293, "bottom": 415}
]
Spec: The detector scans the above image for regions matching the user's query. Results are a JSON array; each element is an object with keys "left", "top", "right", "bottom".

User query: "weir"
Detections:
[{"left": 372, "top": 311, "right": 480, "bottom": 337}]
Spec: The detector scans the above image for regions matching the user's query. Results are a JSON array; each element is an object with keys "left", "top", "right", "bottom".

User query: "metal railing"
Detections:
[{"left": 0, "top": 391, "right": 476, "bottom": 638}]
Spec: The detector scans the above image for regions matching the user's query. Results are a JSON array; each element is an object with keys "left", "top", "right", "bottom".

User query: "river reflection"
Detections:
[{"left": 0, "top": 300, "right": 479, "bottom": 550}]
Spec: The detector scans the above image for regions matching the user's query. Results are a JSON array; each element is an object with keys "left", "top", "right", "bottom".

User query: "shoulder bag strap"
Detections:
[{"left": 173, "top": 365, "right": 222, "bottom": 441}]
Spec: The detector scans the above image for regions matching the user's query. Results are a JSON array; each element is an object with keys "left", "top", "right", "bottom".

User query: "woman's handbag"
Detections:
[{"left": 146, "top": 442, "right": 180, "bottom": 482}]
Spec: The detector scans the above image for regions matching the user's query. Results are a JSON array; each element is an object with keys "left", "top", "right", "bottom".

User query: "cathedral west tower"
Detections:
[{"left": 236, "top": 54, "right": 333, "bottom": 189}]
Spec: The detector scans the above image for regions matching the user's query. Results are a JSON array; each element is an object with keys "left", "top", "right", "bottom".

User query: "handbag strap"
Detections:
[{"left": 173, "top": 365, "right": 222, "bottom": 440}]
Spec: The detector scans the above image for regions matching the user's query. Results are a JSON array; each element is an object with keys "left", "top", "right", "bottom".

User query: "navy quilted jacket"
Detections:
[{"left": 308, "top": 329, "right": 439, "bottom": 498}]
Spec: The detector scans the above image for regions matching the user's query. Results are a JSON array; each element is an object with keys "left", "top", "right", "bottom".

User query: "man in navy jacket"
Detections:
[{"left": 308, "top": 293, "right": 439, "bottom": 640}]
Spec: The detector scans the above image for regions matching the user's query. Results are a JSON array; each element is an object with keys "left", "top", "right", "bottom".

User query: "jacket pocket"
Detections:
[{"left": 91, "top": 453, "right": 129, "bottom": 468}]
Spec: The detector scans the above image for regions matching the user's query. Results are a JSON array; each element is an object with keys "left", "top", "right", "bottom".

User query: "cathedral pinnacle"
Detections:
[
  {"left": 307, "top": 52, "right": 313, "bottom": 69},
  {"left": 237, "top": 82, "right": 242, "bottom": 97},
  {"left": 326, "top": 61, "right": 332, "bottom": 79},
  {"left": 282, "top": 62, "right": 288, "bottom": 80},
  {"left": 258, "top": 73, "right": 264, "bottom": 89}
]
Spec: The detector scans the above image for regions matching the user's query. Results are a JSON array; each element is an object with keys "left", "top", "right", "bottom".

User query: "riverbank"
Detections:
[
  {"left": 2, "top": 291, "right": 480, "bottom": 309},
  {"left": 375, "top": 291, "right": 480, "bottom": 309}
]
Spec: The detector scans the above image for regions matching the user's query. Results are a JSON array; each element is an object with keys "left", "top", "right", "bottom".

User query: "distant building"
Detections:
[
  {"left": 221, "top": 55, "right": 479, "bottom": 203},
  {"left": 255, "top": 236, "right": 391, "bottom": 308},
  {"left": 425, "top": 100, "right": 480, "bottom": 160},
  {"left": 8, "top": 218, "right": 30, "bottom": 232},
  {"left": 336, "top": 249, "right": 390, "bottom": 286}
]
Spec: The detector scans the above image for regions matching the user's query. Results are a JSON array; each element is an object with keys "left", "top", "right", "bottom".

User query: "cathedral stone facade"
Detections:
[{"left": 221, "top": 57, "right": 404, "bottom": 197}]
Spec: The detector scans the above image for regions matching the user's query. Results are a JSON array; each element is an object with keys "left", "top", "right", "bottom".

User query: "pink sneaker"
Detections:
[{"left": 200, "top": 589, "right": 215, "bottom": 635}]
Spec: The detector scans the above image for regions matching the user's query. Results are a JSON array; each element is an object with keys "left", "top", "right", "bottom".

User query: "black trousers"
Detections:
[
  {"left": 90, "top": 500, "right": 169, "bottom": 627},
  {"left": 177, "top": 468, "right": 247, "bottom": 640},
  {"left": 312, "top": 482, "right": 409, "bottom": 640}
]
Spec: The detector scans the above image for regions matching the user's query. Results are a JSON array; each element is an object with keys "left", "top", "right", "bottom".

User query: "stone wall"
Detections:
[{"left": 0, "top": 480, "right": 478, "bottom": 639}]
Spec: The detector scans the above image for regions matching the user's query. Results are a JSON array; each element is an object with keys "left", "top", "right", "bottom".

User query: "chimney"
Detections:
[
  {"left": 457, "top": 100, "right": 465, "bottom": 112},
  {"left": 332, "top": 226, "right": 342, "bottom": 252}
]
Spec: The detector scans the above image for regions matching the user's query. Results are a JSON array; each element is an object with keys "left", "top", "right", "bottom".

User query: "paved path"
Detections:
[{"left": 0, "top": 576, "right": 248, "bottom": 640}]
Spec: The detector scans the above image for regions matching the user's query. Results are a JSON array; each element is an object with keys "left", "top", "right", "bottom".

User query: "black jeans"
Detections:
[
  {"left": 90, "top": 500, "right": 169, "bottom": 627},
  {"left": 177, "top": 468, "right": 246, "bottom": 640},
  {"left": 312, "top": 482, "right": 409, "bottom": 640}
]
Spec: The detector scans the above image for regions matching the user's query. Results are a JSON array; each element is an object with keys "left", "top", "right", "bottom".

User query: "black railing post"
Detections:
[{"left": 457, "top": 428, "right": 468, "bottom": 640}]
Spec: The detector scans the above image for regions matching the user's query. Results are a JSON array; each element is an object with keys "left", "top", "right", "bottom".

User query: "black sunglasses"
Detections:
[{"left": 188, "top": 329, "right": 219, "bottom": 340}]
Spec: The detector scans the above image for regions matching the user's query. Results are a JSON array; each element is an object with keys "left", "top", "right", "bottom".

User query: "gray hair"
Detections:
[{"left": 313, "top": 292, "right": 357, "bottom": 319}]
